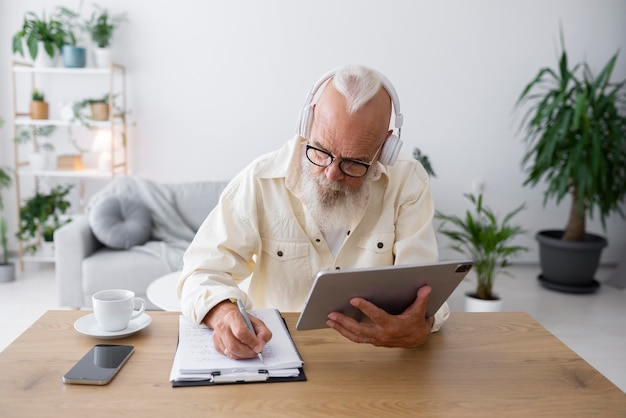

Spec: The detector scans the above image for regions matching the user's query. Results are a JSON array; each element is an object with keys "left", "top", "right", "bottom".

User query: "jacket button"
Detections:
[
  {"left": 277, "top": 250, "right": 283, "bottom": 257},
  {"left": 347, "top": 230, "right": 351, "bottom": 236},
  {"left": 377, "top": 242, "right": 384, "bottom": 249},
  {"left": 335, "top": 266, "right": 340, "bottom": 270}
]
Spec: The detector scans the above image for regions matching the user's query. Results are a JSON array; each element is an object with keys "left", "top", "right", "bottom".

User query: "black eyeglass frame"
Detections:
[{"left": 305, "top": 144, "right": 379, "bottom": 178}]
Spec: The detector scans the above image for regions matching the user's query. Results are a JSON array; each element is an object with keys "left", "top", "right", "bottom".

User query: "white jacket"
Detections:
[{"left": 178, "top": 135, "right": 449, "bottom": 331}]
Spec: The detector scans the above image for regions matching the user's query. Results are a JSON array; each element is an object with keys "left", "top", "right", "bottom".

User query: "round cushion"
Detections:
[{"left": 89, "top": 196, "right": 152, "bottom": 249}]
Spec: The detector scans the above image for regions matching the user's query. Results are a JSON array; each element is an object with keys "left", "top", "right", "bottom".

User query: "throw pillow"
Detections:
[{"left": 89, "top": 195, "right": 152, "bottom": 249}]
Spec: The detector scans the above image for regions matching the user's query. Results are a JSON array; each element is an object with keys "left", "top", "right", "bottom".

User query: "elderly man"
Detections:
[{"left": 178, "top": 65, "right": 448, "bottom": 359}]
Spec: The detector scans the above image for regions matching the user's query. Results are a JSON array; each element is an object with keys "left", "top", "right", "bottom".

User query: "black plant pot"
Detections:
[{"left": 536, "top": 230, "right": 607, "bottom": 294}]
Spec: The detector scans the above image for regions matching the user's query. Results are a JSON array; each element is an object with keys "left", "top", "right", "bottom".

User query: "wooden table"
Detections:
[{"left": 0, "top": 311, "right": 624, "bottom": 417}]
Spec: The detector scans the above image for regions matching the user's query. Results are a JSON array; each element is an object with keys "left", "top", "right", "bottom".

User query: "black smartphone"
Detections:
[{"left": 62, "top": 344, "right": 134, "bottom": 385}]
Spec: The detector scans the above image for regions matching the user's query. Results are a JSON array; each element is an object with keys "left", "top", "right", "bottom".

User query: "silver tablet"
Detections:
[{"left": 296, "top": 260, "right": 473, "bottom": 331}]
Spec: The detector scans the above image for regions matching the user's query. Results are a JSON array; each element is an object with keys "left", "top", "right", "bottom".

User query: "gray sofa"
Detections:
[{"left": 55, "top": 176, "right": 229, "bottom": 309}]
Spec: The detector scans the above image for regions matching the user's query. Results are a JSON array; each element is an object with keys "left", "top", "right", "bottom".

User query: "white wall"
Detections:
[{"left": 1, "top": 0, "right": 625, "bottom": 263}]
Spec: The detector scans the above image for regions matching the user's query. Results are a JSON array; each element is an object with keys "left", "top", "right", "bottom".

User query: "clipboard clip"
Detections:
[{"left": 211, "top": 370, "right": 269, "bottom": 384}]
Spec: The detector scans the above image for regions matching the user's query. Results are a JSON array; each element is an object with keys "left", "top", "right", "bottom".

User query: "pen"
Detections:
[{"left": 236, "top": 299, "right": 264, "bottom": 364}]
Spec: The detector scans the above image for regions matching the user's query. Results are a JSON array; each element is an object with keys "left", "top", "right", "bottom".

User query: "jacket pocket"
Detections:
[
  {"left": 261, "top": 238, "right": 310, "bottom": 261},
  {"left": 357, "top": 232, "right": 395, "bottom": 254}
]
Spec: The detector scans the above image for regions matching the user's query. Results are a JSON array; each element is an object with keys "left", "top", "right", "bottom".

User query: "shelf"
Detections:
[
  {"left": 18, "top": 169, "right": 116, "bottom": 179},
  {"left": 12, "top": 64, "right": 122, "bottom": 75},
  {"left": 21, "top": 254, "right": 55, "bottom": 263},
  {"left": 11, "top": 60, "right": 127, "bottom": 271},
  {"left": 21, "top": 248, "right": 55, "bottom": 263},
  {"left": 14, "top": 117, "right": 120, "bottom": 128}
]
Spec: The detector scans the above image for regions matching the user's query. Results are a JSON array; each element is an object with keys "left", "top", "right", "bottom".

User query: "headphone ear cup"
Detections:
[
  {"left": 298, "top": 104, "right": 315, "bottom": 138},
  {"left": 378, "top": 135, "right": 403, "bottom": 165}
]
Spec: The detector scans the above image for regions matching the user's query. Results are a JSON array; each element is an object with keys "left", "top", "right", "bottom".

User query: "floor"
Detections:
[{"left": 1, "top": 261, "right": 624, "bottom": 393}]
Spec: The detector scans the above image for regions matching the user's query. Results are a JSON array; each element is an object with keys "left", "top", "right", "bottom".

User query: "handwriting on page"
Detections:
[
  {"left": 176, "top": 311, "right": 302, "bottom": 374},
  {"left": 181, "top": 318, "right": 276, "bottom": 360}
]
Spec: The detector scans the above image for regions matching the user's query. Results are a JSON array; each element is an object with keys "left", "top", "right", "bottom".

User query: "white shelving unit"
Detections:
[{"left": 10, "top": 61, "right": 128, "bottom": 270}]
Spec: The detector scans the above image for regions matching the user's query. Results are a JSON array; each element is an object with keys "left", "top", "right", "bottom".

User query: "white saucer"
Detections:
[{"left": 74, "top": 313, "right": 152, "bottom": 339}]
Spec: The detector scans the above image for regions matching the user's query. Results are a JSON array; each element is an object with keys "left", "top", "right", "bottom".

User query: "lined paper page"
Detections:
[{"left": 177, "top": 309, "right": 302, "bottom": 375}]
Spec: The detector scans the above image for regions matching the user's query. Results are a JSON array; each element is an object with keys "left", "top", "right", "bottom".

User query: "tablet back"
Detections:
[{"left": 296, "top": 260, "right": 473, "bottom": 331}]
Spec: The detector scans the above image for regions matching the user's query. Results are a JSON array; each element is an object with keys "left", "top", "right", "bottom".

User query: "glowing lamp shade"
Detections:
[{"left": 92, "top": 129, "right": 113, "bottom": 171}]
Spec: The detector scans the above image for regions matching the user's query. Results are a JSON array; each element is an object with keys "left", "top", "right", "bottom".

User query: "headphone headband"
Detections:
[{"left": 296, "top": 67, "right": 404, "bottom": 165}]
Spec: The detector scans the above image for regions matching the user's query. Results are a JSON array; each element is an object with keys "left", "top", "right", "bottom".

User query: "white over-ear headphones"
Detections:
[{"left": 296, "top": 67, "right": 404, "bottom": 166}]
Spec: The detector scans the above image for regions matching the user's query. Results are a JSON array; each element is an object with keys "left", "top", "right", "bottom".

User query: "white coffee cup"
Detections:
[{"left": 92, "top": 289, "right": 146, "bottom": 332}]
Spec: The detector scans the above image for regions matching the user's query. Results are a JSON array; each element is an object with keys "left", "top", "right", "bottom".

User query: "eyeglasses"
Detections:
[{"left": 305, "top": 143, "right": 382, "bottom": 178}]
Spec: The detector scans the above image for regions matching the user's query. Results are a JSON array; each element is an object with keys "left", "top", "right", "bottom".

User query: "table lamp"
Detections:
[{"left": 92, "top": 129, "right": 113, "bottom": 171}]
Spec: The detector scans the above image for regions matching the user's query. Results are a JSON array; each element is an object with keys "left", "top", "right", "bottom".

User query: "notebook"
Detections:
[
  {"left": 170, "top": 309, "right": 305, "bottom": 386},
  {"left": 296, "top": 260, "right": 473, "bottom": 330}
]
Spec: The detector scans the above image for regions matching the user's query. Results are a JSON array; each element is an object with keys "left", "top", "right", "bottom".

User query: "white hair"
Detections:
[{"left": 332, "top": 65, "right": 382, "bottom": 114}]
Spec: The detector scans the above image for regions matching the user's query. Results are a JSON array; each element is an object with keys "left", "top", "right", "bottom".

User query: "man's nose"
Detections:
[{"left": 325, "top": 160, "right": 344, "bottom": 182}]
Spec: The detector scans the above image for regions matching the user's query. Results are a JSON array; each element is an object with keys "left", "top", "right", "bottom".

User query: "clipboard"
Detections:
[
  {"left": 172, "top": 368, "right": 307, "bottom": 387},
  {"left": 171, "top": 311, "right": 307, "bottom": 386}
]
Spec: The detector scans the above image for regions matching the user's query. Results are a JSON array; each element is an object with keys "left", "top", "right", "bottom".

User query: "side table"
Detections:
[{"left": 146, "top": 271, "right": 181, "bottom": 311}]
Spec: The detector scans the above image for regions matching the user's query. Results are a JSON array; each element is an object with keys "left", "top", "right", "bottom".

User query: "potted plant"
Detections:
[
  {"left": 435, "top": 193, "right": 527, "bottom": 311},
  {"left": 0, "top": 167, "right": 14, "bottom": 282},
  {"left": 72, "top": 94, "right": 113, "bottom": 125},
  {"left": 16, "top": 184, "right": 73, "bottom": 256},
  {"left": 56, "top": 5, "right": 87, "bottom": 68},
  {"left": 12, "top": 11, "right": 67, "bottom": 67},
  {"left": 30, "top": 89, "right": 49, "bottom": 120},
  {"left": 412, "top": 147, "right": 436, "bottom": 178},
  {"left": 15, "top": 125, "right": 56, "bottom": 171},
  {"left": 85, "top": 5, "right": 128, "bottom": 68},
  {"left": 1, "top": 117, "right": 16, "bottom": 282},
  {"left": 516, "top": 34, "right": 626, "bottom": 293}
]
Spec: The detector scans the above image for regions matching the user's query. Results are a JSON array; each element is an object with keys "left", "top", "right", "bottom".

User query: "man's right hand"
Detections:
[{"left": 202, "top": 300, "right": 272, "bottom": 359}]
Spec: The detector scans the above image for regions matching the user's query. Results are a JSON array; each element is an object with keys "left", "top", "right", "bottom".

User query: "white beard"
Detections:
[{"left": 298, "top": 155, "right": 376, "bottom": 235}]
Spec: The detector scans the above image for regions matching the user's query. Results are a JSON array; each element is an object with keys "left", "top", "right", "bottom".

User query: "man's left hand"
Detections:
[{"left": 326, "top": 285, "right": 434, "bottom": 348}]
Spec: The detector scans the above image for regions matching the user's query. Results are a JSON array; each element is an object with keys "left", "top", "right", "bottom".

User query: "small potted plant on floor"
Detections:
[
  {"left": 30, "top": 89, "right": 49, "bottom": 120},
  {"left": 1, "top": 116, "right": 16, "bottom": 282},
  {"left": 516, "top": 33, "right": 626, "bottom": 293},
  {"left": 85, "top": 5, "right": 128, "bottom": 68},
  {"left": 0, "top": 167, "right": 14, "bottom": 282},
  {"left": 16, "top": 184, "right": 73, "bottom": 256},
  {"left": 435, "top": 193, "right": 528, "bottom": 311},
  {"left": 12, "top": 11, "right": 67, "bottom": 67}
]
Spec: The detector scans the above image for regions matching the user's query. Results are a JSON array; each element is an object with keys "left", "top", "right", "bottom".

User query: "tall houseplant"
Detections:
[
  {"left": 436, "top": 193, "right": 527, "bottom": 311},
  {"left": 516, "top": 35, "right": 626, "bottom": 292}
]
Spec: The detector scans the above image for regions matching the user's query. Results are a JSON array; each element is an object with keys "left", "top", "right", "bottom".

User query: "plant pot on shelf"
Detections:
[
  {"left": 62, "top": 45, "right": 86, "bottom": 68},
  {"left": 28, "top": 152, "right": 46, "bottom": 171},
  {"left": 28, "top": 150, "right": 55, "bottom": 171},
  {"left": 39, "top": 241, "right": 55, "bottom": 258},
  {"left": 91, "top": 103, "right": 109, "bottom": 121},
  {"left": 33, "top": 42, "right": 60, "bottom": 68},
  {"left": 536, "top": 230, "right": 607, "bottom": 294},
  {"left": 0, "top": 262, "right": 16, "bottom": 283},
  {"left": 93, "top": 47, "right": 111, "bottom": 68},
  {"left": 30, "top": 101, "right": 49, "bottom": 120}
]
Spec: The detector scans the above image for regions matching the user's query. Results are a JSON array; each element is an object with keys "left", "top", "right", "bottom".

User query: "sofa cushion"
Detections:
[{"left": 89, "top": 195, "right": 152, "bottom": 249}]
